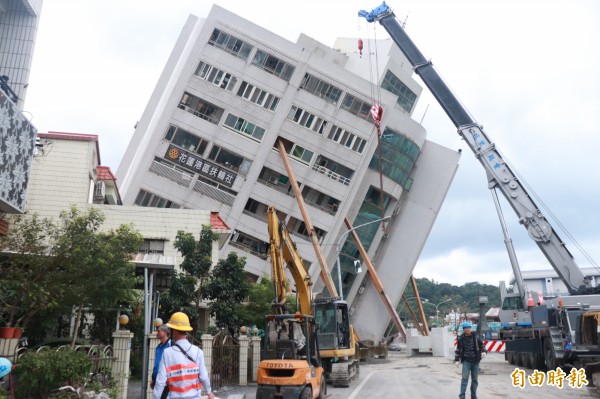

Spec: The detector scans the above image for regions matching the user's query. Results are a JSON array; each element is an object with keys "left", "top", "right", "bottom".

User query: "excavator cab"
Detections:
[{"left": 314, "top": 300, "right": 351, "bottom": 350}]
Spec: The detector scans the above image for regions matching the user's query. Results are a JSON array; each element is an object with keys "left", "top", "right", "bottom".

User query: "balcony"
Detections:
[
  {"left": 149, "top": 160, "right": 194, "bottom": 187},
  {"left": 311, "top": 164, "right": 351, "bottom": 186}
]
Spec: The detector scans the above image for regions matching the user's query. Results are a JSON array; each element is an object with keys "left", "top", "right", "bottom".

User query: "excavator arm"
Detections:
[{"left": 268, "top": 206, "right": 313, "bottom": 315}]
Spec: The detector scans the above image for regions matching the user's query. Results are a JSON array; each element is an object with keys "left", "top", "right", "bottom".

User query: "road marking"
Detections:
[{"left": 347, "top": 370, "right": 376, "bottom": 399}]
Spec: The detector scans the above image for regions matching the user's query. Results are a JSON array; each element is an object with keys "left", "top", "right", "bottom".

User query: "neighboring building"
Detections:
[
  {"left": 116, "top": 5, "right": 460, "bottom": 342},
  {"left": 508, "top": 267, "right": 600, "bottom": 298},
  {"left": 26, "top": 131, "right": 231, "bottom": 328},
  {"left": 0, "top": 0, "right": 43, "bottom": 110}
]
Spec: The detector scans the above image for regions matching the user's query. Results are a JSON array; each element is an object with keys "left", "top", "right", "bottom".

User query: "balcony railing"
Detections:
[
  {"left": 229, "top": 241, "right": 268, "bottom": 260},
  {"left": 193, "top": 179, "right": 236, "bottom": 206},
  {"left": 177, "top": 103, "right": 220, "bottom": 124},
  {"left": 311, "top": 164, "right": 351, "bottom": 186},
  {"left": 150, "top": 161, "right": 194, "bottom": 187}
]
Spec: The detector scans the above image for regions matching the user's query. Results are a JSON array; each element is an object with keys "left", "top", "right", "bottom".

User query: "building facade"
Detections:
[
  {"left": 0, "top": 0, "right": 43, "bottom": 110},
  {"left": 26, "top": 131, "right": 230, "bottom": 328},
  {"left": 116, "top": 5, "right": 460, "bottom": 342},
  {"left": 509, "top": 267, "right": 600, "bottom": 298}
]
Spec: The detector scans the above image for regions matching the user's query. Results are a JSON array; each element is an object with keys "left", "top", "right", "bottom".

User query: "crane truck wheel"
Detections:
[
  {"left": 505, "top": 351, "right": 515, "bottom": 365},
  {"left": 543, "top": 339, "right": 557, "bottom": 370}
]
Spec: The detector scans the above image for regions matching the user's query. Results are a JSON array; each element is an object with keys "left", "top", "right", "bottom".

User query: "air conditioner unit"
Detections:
[
  {"left": 268, "top": 176, "right": 278, "bottom": 185},
  {"left": 94, "top": 181, "right": 106, "bottom": 199}
]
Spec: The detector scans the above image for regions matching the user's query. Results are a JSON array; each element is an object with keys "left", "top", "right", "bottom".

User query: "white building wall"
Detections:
[
  {"left": 115, "top": 4, "right": 459, "bottom": 336},
  {"left": 26, "top": 134, "right": 221, "bottom": 267},
  {"left": 349, "top": 141, "right": 461, "bottom": 342}
]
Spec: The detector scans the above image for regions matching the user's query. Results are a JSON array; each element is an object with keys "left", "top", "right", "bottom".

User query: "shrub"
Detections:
[{"left": 14, "top": 349, "right": 92, "bottom": 398}]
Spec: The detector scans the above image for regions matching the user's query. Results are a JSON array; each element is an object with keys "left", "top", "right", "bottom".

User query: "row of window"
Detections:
[
  {"left": 288, "top": 105, "right": 368, "bottom": 154},
  {"left": 209, "top": 28, "right": 416, "bottom": 123},
  {"left": 369, "top": 126, "right": 420, "bottom": 188},
  {"left": 208, "top": 29, "right": 295, "bottom": 82},
  {"left": 300, "top": 73, "right": 343, "bottom": 104},
  {"left": 381, "top": 70, "right": 417, "bottom": 113},
  {"left": 135, "top": 189, "right": 181, "bottom": 209},
  {"left": 195, "top": 61, "right": 281, "bottom": 112},
  {"left": 165, "top": 124, "right": 252, "bottom": 177}
]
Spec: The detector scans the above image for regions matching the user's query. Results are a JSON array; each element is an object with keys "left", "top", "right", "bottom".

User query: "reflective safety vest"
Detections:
[
  {"left": 154, "top": 339, "right": 211, "bottom": 399},
  {"left": 166, "top": 362, "right": 201, "bottom": 394}
]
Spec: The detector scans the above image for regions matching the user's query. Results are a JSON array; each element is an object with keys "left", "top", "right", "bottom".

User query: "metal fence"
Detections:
[{"left": 210, "top": 332, "right": 239, "bottom": 390}]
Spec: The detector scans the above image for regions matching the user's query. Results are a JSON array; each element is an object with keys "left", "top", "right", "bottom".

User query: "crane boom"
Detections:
[{"left": 359, "top": 2, "right": 591, "bottom": 293}]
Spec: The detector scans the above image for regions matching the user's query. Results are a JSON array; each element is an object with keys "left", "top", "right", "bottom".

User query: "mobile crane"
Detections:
[
  {"left": 360, "top": 1, "right": 600, "bottom": 388},
  {"left": 256, "top": 206, "right": 356, "bottom": 398}
]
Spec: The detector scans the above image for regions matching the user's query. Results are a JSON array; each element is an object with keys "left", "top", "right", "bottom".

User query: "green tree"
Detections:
[
  {"left": 53, "top": 207, "right": 143, "bottom": 346},
  {"left": 204, "top": 252, "right": 250, "bottom": 335},
  {"left": 0, "top": 207, "right": 143, "bottom": 344},
  {"left": 0, "top": 214, "right": 59, "bottom": 329},
  {"left": 238, "top": 275, "right": 274, "bottom": 328},
  {"left": 162, "top": 226, "right": 218, "bottom": 330}
]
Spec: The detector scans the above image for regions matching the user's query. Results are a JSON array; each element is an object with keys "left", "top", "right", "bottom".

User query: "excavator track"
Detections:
[{"left": 331, "top": 360, "right": 359, "bottom": 387}]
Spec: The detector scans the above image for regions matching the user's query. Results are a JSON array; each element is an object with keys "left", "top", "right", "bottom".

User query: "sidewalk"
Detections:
[{"left": 126, "top": 380, "right": 255, "bottom": 399}]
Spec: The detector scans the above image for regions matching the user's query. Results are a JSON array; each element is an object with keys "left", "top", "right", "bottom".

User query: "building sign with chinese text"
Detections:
[{"left": 164, "top": 145, "right": 236, "bottom": 187}]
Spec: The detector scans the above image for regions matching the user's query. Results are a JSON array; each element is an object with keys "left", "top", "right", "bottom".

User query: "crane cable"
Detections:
[{"left": 361, "top": 16, "right": 387, "bottom": 231}]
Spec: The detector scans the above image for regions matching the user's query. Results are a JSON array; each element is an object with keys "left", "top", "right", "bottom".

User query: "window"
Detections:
[
  {"left": 194, "top": 62, "right": 237, "bottom": 91},
  {"left": 300, "top": 73, "right": 342, "bottom": 104},
  {"left": 139, "top": 239, "right": 165, "bottom": 254},
  {"left": 275, "top": 137, "right": 314, "bottom": 165},
  {"left": 341, "top": 94, "right": 375, "bottom": 123},
  {"left": 224, "top": 113, "right": 266, "bottom": 141},
  {"left": 208, "top": 29, "right": 253, "bottom": 60},
  {"left": 165, "top": 125, "right": 208, "bottom": 155},
  {"left": 381, "top": 70, "right": 417, "bottom": 113},
  {"left": 208, "top": 145, "right": 252, "bottom": 175},
  {"left": 135, "top": 189, "right": 181, "bottom": 209},
  {"left": 237, "top": 81, "right": 280, "bottom": 111},
  {"left": 287, "top": 106, "right": 328, "bottom": 134},
  {"left": 327, "top": 125, "right": 367, "bottom": 154},
  {"left": 178, "top": 92, "right": 224, "bottom": 124},
  {"left": 368, "top": 127, "right": 420, "bottom": 188},
  {"left": 252, "top": 49, "right": 295, "bottom": 81}
]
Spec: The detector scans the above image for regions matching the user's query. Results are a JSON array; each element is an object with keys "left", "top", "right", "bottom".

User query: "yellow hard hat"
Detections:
[{"left": 166, "top": 312, "right": 193, "bottom": 331}]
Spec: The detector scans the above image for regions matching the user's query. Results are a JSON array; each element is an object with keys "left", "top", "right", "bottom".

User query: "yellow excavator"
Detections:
[
  {"left": 256, "top": 207, "right": 358, "bottom": 399},
  {"left": 256, "top": 206, "right": 326, "bottom": 399}
]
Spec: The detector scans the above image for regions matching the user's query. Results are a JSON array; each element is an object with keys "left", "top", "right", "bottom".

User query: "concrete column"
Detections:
[
  {"left": 201, "top": 334, "right": 213, "bottom": 376},
  {"left": 0, "top": 338, "right": 19, "bottom": 359},
  {"left": 238, "top": 335, "right": 248, "bottom": 386},
  {"left": 431, "top": 327, "right": 450, "bottom": 357},
  {"left": 250, "top": 336, "right": 261, "bottom": 382},
  {"left": 112, "top": 330, "right": 134, "bottom": 399},
  {"left": 145, "top": 332, "right": 158, "bottom": 399}
]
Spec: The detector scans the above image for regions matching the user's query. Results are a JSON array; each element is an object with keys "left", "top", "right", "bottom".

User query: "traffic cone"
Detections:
[{"left": 527, "top": 291, "right": 534, "bottom": 307}]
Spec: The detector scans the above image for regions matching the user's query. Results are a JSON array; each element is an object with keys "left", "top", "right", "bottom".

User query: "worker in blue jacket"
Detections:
[
  {"left": 454, "top": 322, "right": 487, "bottom": 399},
  {"left": 151, "top": 324, "right": 170, "bottom": 389}
]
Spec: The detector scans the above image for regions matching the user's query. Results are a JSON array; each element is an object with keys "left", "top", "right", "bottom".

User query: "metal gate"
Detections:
[{"left": 211, "top": 331, "right": 239, "bottom": 390}]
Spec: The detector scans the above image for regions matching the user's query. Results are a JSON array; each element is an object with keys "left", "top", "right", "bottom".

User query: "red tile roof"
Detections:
[
  {"left": 211, "top": 212, "right": 230, "bottom": 230},
  {"left": 97, "top": 165, "right": 116, "bottom": 181},
  {"left": 38, "top": 131, "right": 98, "bottom": 142}
]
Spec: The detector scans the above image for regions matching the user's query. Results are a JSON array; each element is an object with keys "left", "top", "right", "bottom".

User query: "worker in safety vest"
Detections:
[{"left": 153, "top": 312, "right": 215, "bottom": 399}]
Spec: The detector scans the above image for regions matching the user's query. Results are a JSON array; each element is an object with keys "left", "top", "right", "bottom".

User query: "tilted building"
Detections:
[{"left": 116, "top": 5, "right": 460, "bottom": 342}]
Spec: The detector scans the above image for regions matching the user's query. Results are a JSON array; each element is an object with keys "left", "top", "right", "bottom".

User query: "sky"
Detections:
[{"left": 24, "top": 0, "right": 600, "bottom": 287}]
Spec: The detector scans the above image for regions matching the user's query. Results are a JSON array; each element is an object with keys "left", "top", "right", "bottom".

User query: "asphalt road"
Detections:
[
  {"left": 129, "top": 348, "right": 596, "bottom": 398},
  {"left": 327, "top": 350, "right": 595, "bottom": 399}
]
